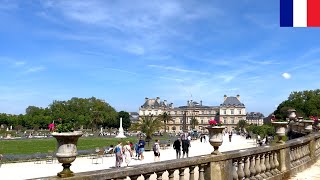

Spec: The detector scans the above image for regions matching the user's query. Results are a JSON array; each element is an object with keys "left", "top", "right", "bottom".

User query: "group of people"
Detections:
[
  {"left": 173, "top": 134, "right": 191, "bottom": 159},
  {"left": 113, "top": 137, "right": 147, "bottom": 167}
]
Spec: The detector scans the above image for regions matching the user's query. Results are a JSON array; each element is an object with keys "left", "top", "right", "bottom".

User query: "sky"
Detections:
[{"left": 0, "top": 0, "right": 320, "bottom": 116}]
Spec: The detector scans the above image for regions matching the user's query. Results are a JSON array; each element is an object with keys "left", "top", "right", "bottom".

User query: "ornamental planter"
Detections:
[
  {"left": 302, "top": 120, "right": 314, "bottom": 133},
  {"left": 272, "top": 122, "right": 288, "bottom": 143},
  {"left": 206, "top": 126, "right": 226, "bottom": 155},
  {"left": 288, "top": 109, "right": 297, "bottom": 121},
  {"left": 52, "top": 131, "right": 83, "bottom": 178}
]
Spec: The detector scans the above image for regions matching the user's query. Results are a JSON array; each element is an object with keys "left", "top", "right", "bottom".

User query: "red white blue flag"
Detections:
[{"left": 280, "top": 0, "right": 320, "bottom": 27}]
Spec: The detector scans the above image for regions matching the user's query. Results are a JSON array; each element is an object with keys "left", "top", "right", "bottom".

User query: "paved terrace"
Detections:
[{"left": 0, "top": 134, "right": 256, "bottom": 180}]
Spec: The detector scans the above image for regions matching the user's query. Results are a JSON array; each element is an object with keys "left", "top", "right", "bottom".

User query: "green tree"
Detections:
[
  {"left": 117, "top": 111, "right": 131, "bottom": 130},
  {"left": 156, "top": 112, "right": 173, "bottom": 133},
  {"left": 190, "top": 117, "right": 199, "bottom": 129},
  {"left": 131, "top": 115, "right": 163, "bottom": 140},
  {"left": 274, "top": 89, "right": 320, "bottom": 119},
  {"left": 237, "top": 120, "right": 247, "bottom": 132}
]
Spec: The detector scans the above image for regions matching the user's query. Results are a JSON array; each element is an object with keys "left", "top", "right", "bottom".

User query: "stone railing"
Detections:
[{"left": 40, "top": 133, "right": 320, "bottom": 180}]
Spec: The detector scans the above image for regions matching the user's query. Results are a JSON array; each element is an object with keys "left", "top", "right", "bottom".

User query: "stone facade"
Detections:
[
  {"left": 139, "top": 95, "right": 246, "bottom": 132},
  {"left": 219, "top": 95, "right": 246, "bottom": 131},
  {"left": 246, "top": 112, "right": 264, "bottom": 126}
]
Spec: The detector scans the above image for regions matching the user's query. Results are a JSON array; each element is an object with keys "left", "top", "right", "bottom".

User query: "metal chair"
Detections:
[
  {"left": 46, "top": 150, "right": 54, "bottom": 164},
  {"left": 92, "top": 149, "right": 104, "bottom": 164},
  {"left": 34, "top": 152, "right": 42, "bottom": 164}
]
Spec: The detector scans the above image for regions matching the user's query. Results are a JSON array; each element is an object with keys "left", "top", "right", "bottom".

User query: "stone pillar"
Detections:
[
  {"left": 309, "top": 134, "right": 316, "bottom": 162},
  {"left": 205, "top": 160, "right": 232, "bottom": 180},
  {"left": 279, "top": 148, "right": 290, "bottom": 172}
]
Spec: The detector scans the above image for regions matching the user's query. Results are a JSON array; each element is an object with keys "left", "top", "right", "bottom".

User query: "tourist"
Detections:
[
  {"left": 138, "top": 137, "right": 145, "bottom": 160},
  {"left": 203, "top": 135, "right": 206, "bottom": 143},
  {"left": 123, "top": 141, "right": 132, "bottom": 166},
  {"left": 134, "top": 142, "right": 140, "bottom": 159},
  {"left": 114, "top": 141, "right": 123, "bottom": 167},
  {"left": 173, "top": 138, "right": 181, "bottom": 159},
  {"left": 182, "top": 139, "right": 190, "bottom": 158},
  {"left": 153, "top": 139, "right": 160, "bottom": 162},
  {"left": 229, "top": 131, "right": 232, "bottom": 142},
  {"left": 200, "top": 135, "right": 203, "bottom": 143},
  {"left": 187, "top": 134, "right": 192, "bottom": 141}
]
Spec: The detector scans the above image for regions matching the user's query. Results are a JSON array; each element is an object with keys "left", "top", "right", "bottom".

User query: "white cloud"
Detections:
[
  {"left": 125, "top": 44, "right": 145, "bottom": 55},
  {"left": 148, "top": 64, "right": 209, "bottom": 75},
  {"left": 25, "top": 66, "right": 45, "bottom": 73},
  {"left": 282, "top": 72, "right": 291, "bottom": 79}
]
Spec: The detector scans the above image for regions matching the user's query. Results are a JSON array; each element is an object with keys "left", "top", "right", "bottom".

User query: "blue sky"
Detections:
[{"left": 0, "top": 0, "right": 319, "bottom": 116}]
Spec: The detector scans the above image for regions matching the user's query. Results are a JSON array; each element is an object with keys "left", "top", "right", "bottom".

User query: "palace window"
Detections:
[
  {"left": 238, "top": 109, "right": 241, "bottom": 114},
  {"left": 223, "top": 118, "right": 227, "bottom": 124},
  {"left": 223, "top": 110, "right": 227, "bottom": 114},
  {"left": 230, "top": 109, "right": 234, "bottom": 115},
  {"left": 231, "top": 118, "right": 234, "bottom": 124}
]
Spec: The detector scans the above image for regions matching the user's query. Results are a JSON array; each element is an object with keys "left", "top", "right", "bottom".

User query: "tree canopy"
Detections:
[
  {"left": 273, "top": 89, "right": 320, "bottom": 119},
  {"left": 0, "top": 97, "right": 128, "bottom": 131}
]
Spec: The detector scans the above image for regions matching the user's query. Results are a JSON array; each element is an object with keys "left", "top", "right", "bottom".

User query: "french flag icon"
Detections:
[{"left": 280, "top": 0, "right": 320, "bottom": 27}]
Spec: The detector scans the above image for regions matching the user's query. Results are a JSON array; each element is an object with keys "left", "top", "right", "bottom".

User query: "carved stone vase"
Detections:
[
  {"left": 272, "top": 122, "right": 288, "bottom": 143},
  {"left": 302, "top": 120, "right": 314, "bottom": 133},
  {"left": 206, "top": 126, "right": 226, "bottom": 155},
  {"left": 52, "top": 131, "right": 83, "bottom": 178}
]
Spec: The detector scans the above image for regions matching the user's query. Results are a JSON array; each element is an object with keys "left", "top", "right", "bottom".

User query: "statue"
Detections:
[{"left": 116, "top": 117, "right": 126, "bottom": 138}]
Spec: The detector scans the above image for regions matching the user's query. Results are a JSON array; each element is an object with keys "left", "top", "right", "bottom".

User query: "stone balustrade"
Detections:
[{"left": 40, "top": 133, "right": 320, "bottom": 180}]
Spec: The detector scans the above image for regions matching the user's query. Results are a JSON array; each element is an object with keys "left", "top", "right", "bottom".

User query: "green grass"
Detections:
[
  {"left": 0, "top": 137, "right": 137, "bottom": 155},
  {"left": 0, "top": 136, "right": 173, "bottom": 155}
]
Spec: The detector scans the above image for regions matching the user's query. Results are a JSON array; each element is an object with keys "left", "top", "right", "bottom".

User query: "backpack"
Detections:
[
  {"left": 114, "top": 146, "right": 120, "bottom": 153},
  {"left": 153, "top": 143, "right": 157, "bottom": 152}
]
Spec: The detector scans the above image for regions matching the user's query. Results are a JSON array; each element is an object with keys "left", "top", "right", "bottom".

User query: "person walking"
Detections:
[
  {"left": 203, "top": 135, "right": 206, "bottom": 143},
  {"left": 182, "top": 139, "right": 190, "bottom": 158},
  {"left": 229, "top": 131, "right": 233, "bottom": 142},
  {"left": 138, "top": 137, "right": 146, "bottom": 160},
  {"left": 114, "top": 141, "right": 123, "bottom": 167},
  {"left": 173, "top": 138, "right": 181, "bottom": 159},
  {"left": 134, "top": 142, "right": 139, "bottom": 159},
  {"left": 153, "top": 139, "right": 160, "bottom": 162},
  {"left": 123, "top": 141, "right": 132, "bottom": 166}
]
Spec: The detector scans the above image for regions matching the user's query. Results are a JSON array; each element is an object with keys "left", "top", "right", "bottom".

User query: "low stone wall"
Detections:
[{"left": 37, "top": 133, "right": 320, "bottom": 180}]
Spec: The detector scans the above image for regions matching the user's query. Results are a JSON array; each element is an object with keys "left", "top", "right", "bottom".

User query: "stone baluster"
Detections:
[
  {"left": 144, "top": 173, "right": 153, "bottom": 180},
  {"left": 189, "top": 166, "right": 196, "bottom": 180},
  {"left": 156, "top": 171, "right": 164, "bottom": 180},
  {"left": 237, "top": 158, "right": 245, "bottom": 180},
  {"left": 233, "top": 161, "right": 238, "bottom": 180},
  {"left": 254, "top": 155, "right": 262, "bottom": 179},
  {"left": 292, "top": 147, "right": 298, "bottom": 167},
  {"left": 289, "top": 149, "right": 293, "bottom": 167},
  {"left": 260, "top": 153, "right": 267, "bottom": 179},
  {"left": 249, "top": 155, "right": 256, "bottom": 179},
  {"left": 130, "top": 175, "right": 140, "bottom": 180},
  {"left": 298, "top": 146, "right": 303, "bottom": 162},
  {"left": 291, "top": 148, "right": 296, "bottom": 167},
  {"left": 273, "top": 152, "right": 280, "bottom": 174},
  {"left": 168, "top": 169, "right": 175, "bottom": 180},
  {"left": 244, "top": 156, "right": 251, "bottom": 180},
  {"left": 179, "top": 168, "right": 185, "bottom": 180},
  {"left": 199, "top": 164, "right": 205, "bottom": 180},
  {"left": 302, "top": 146, "right": 306, "bottom": 162},
  {"left": 297, "top": 146, "right": 301, "bottom": 163},
  {"left": 306, "top": 145, "right": 311, "bottom": 161},
  {"left": 269, "top": 153, "right": 276, "bottom": 175},
  {"left": 265, "top": 153, "right": 272, "bottom": 177}
]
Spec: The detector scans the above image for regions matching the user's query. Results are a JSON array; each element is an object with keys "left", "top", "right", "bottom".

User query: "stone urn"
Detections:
[
  {"left": 52, "top": 131, "right": 83, "bottom": 178},
  {"left": 302, "top": 120, "right": 314, "bottom": 133},
  {"left": 272, "top": 122, "right": 288, "bottom": 143},
  {"left": 288, "top": 109, "right": 297, "bottom": 121},
  {"left": 206, "top": 126, "right": 226, "bottom": 155}
]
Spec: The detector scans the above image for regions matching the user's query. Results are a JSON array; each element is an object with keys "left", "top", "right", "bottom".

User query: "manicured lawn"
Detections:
[
  {"left": 0, "top": 135, "right": 173, "bottom": 155},
  {"left": 0, "top": 137, "right": 137, "bottom": 155}
]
